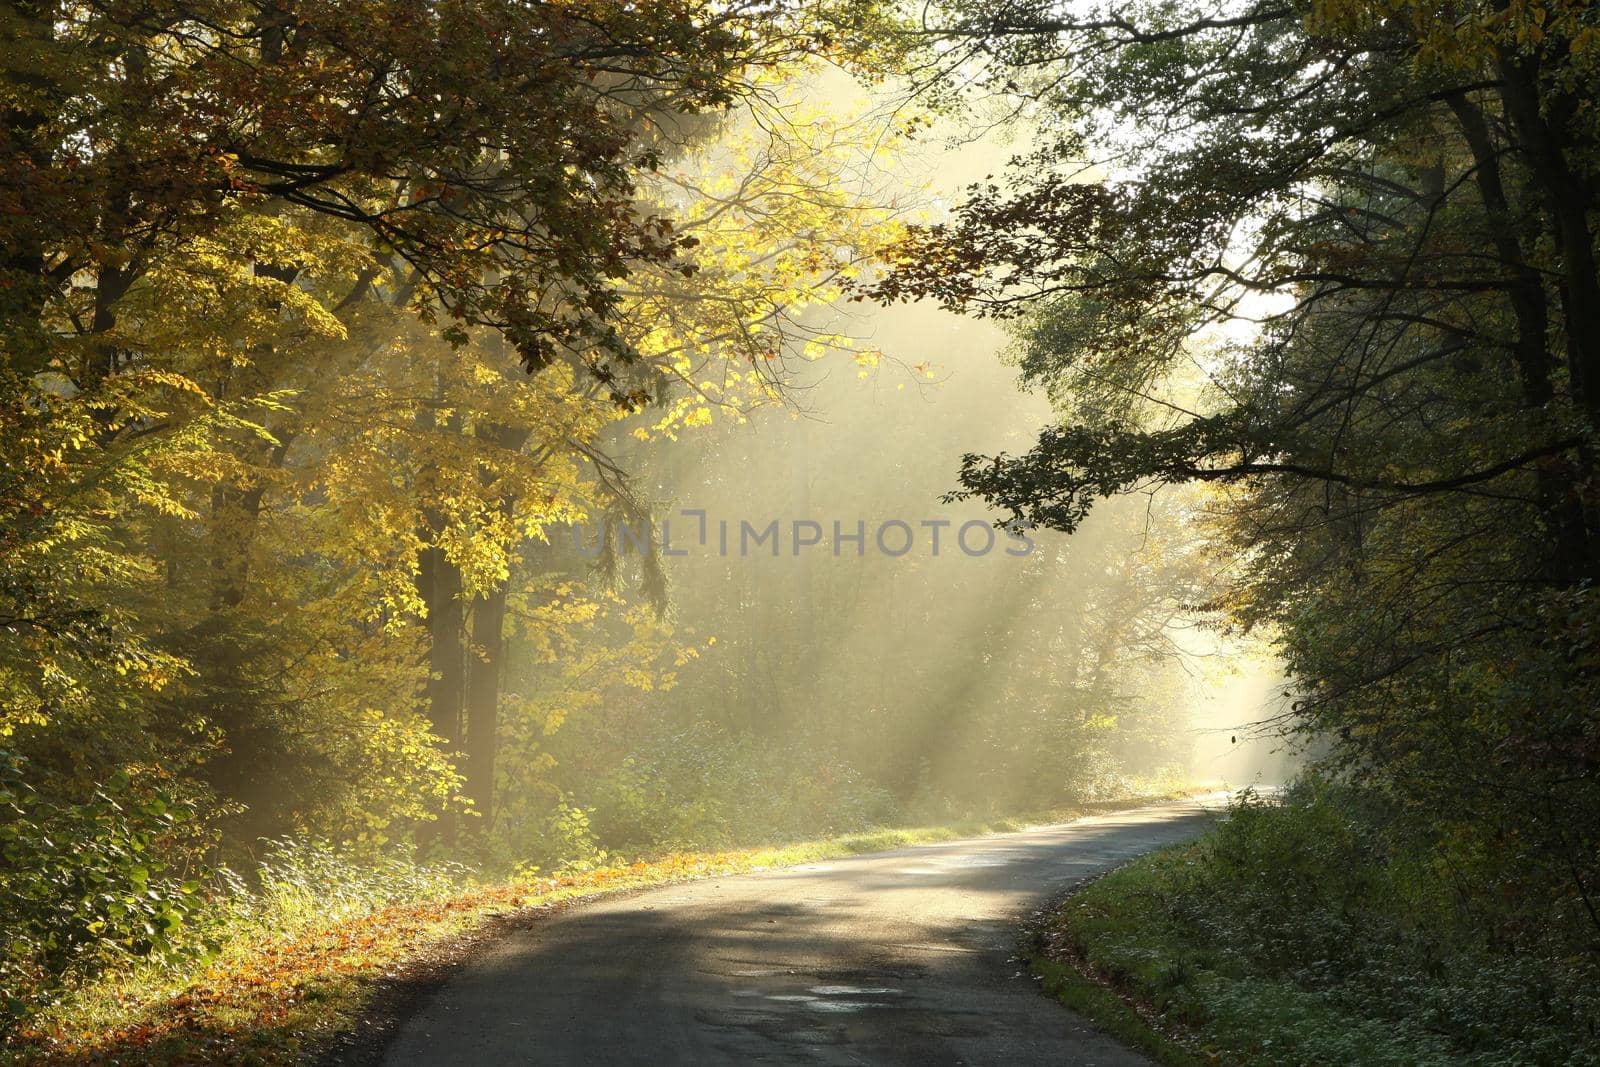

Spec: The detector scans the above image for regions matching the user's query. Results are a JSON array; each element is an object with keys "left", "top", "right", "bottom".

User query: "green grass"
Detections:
[
  {"left": 1036, "top": 849, "right": 1466, "bottom": 1066},
  {"left": 1030, "top": 950, "right": 1203, "bottom": 1067}
]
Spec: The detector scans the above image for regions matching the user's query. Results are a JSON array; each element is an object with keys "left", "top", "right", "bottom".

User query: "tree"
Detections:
[
  {"left": 0, "top": 3, "right": 922, "bottom": 1010},
  {"left": 872, "top": 0, "right": 1600, "bottom": 940}
]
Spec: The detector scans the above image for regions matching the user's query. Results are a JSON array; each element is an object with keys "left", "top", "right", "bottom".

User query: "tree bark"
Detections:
[
  {"left": 419, "top": 517, "right": 465, "bottom": 847},
  {"left": 1449, "top": 90, "right": 1592, "bottom": 582},
  {"left": 465, "top": 584, "right": 506, "bottom": 830},
  {"left": 460, "top": 421, "right": 533, "bottom": 832},
  {"left": 1, "top": 0, "right": 59, "bottom": 375}
]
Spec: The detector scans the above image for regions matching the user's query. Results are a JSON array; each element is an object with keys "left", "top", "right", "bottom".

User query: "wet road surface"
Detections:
[{"left": 385, "top": 800, "right": 1218, "bottom": 1065}]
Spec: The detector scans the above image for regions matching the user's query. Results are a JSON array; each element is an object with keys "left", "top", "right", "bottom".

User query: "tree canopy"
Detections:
[{"left": 876, "top": 0, "right": 1600, "bottom": 944}]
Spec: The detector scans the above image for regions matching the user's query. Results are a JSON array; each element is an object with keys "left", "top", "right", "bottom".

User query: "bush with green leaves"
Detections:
[
  {"left": 508, "top": 801, "right": 610, "bottom": 875},
  {"left": 0, "top": 753, "right": 203, "bottom": 1024},
  {"left": 1050, "top": 779, "right": 1600, "bottom": 1066}
]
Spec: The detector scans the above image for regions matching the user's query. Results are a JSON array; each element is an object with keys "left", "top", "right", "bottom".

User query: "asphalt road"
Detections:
[{"left": 384, "top": 800, "right": 1218, "bottom": 1066}]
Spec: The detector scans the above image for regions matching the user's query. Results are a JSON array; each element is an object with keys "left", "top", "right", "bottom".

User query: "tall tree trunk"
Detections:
[
  {"left": 2, "top": 0, "right": 59, "bottom": 375},
  {"left": 1449, "top": 90, "right": 1592, "bottom": 582},
  {"left": 459, "top": 421, "right": 533, "bottom": 832},
  {"left": 1495, "top": 59, "right": 1600, "bottom": 565},
  {"left": 418, "top": 516, "right": 465, "bottom": 847},
  {"left": 1498, "top": 62, "right": 1600, "bottom": 412},
  {"left": 465, "top": 584, "right": 506, "bottom": 830}
]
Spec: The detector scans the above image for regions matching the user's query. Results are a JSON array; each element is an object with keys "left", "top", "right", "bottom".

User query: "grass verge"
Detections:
[
  {"left": 1029, "top": 950, "right": 1203, "bottom": 1067},
  {"left": 1026, "top": 857, "right": 1211, "bottom": 1067},
  {"left": 5, "top": 795, "right": 1190, "bottom": 1066},
  {"left": 1031, "top": 785, "right": 1600, "bottom": 1067}
]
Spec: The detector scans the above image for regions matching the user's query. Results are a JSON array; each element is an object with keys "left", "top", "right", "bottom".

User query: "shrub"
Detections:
[
  {"left": 1051, "top": 777, "right": 1600, "bottom": 1066},
  {"left": 0, "top": 753, "right": 203, "bottom": 1024}
]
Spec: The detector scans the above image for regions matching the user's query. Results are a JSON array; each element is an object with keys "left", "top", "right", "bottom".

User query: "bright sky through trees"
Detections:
[{"left": 5, "top": 1, "right": 1598, "bottom": 1061}]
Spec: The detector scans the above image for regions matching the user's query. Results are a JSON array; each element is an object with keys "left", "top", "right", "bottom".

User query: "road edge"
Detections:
[
  {"left": 1021, "top": 860, "right": 1206, "bottom": 1067},
  {"left": 314, "top": 792, "right": 1209, "bottom": 1066}
]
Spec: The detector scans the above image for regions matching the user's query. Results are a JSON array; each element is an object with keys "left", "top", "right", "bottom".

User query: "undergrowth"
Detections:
[{"left": 1036, "top": 780, "right": 1600, "bottom": 1067}]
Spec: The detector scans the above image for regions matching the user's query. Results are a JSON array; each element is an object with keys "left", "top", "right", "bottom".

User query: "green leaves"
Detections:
[
  {"left": 884, "top": 0, "right": 1600, "bottom": 963},
  {"left": 0, "top": 753, "right": 200, "bottom": 1025},
  {"left": 1059, "top": 782, "right": 1600, "bottom": 1066}
]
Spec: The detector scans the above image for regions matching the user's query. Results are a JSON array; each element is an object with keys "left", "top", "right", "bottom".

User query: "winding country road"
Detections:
[{"left": 384, "top": 800, "right": 1219, "bottom": 1066}]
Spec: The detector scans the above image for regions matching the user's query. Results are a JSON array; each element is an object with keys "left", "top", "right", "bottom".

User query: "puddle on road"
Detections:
[
  {"left": 725, "top": 967, "right": 793, "bottom": 977},
  {"left": 804, "top": 1000, "right": 881, "bottom": 1013},
  {"left": 727, "top": 981, "right": 906, "bottom": 1015}
]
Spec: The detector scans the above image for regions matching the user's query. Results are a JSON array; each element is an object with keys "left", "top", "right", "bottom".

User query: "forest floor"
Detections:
[{"left": 5, "top": 793, "right": 1201, "bottom": 1066}]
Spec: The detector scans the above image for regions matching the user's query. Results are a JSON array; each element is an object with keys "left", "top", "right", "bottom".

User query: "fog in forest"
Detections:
[
  {"left": 539, "top": 299, "right": 1292, "bottom": 849},
  {"left": 501, "top": 101, "right": 1295, "bottom": 860},
  {"left": 14, "top": 3, "right": 1600, "bottom": 1057}
]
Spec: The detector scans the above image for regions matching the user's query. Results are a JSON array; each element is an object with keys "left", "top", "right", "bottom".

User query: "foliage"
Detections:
[
  {"left": 0, "top": 754, "right": 203, "bottom": 1023},
  {"left": 1042, "top": 782, "right": 1600, "bottom": 1066},
  {"left": 514, "top": 801, "right": 610, "bottom": 875},
  {"left": 9, "top": 837, "right": 487, "bottom": 1064},
  {"left": 877, "top": 0, "right": 1600, "bottom": 958},
  {"left": 230, "top": 837, "right": 472, "bottom": 930}
]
